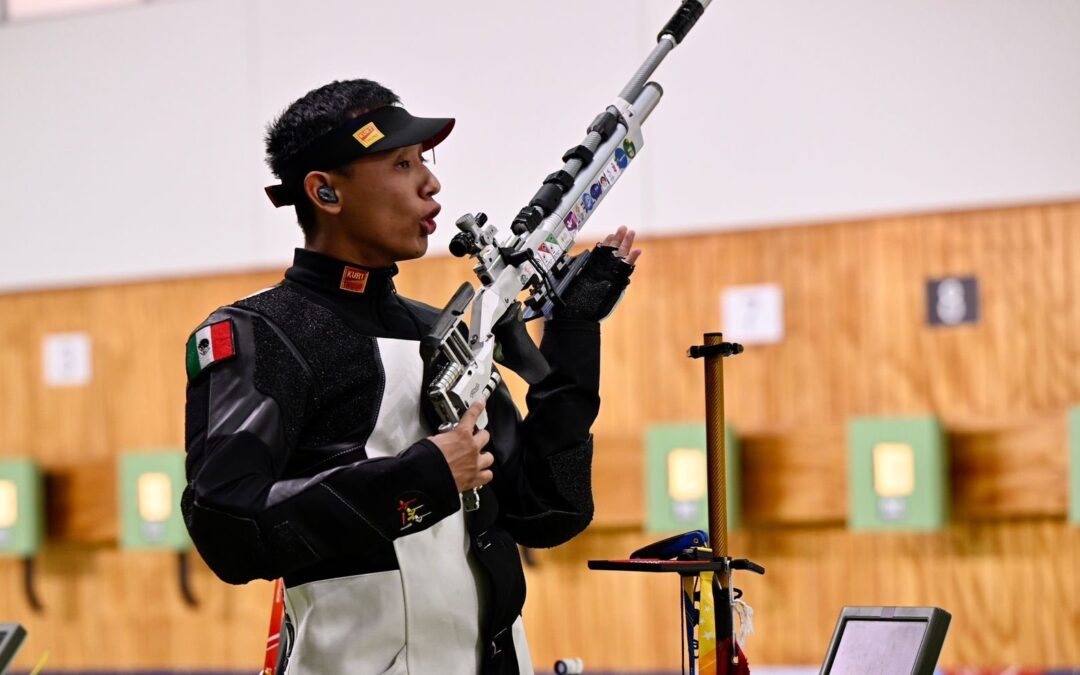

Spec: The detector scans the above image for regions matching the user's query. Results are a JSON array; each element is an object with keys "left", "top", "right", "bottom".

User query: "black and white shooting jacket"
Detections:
[{"left": 183, "top": 248, "right": 600, "bottom": 674}]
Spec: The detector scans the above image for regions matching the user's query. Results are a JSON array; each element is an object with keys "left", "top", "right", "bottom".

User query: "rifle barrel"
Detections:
[{"left": 619, "top": 0, "right": 711, "bottom": 102}]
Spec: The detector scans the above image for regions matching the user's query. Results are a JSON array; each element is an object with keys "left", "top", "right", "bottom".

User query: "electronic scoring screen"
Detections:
[
  {"left": 828, "top": 619, "right": 926, "bottom": 675},
  {"left": 820, "top": 607, "right": 951, "bottom": 675}
]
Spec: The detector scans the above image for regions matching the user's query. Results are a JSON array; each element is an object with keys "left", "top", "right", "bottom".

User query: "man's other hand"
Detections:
[
  {"left": 429, "top": 401, "right": 494, "bottom": 493},
  {"left": 552, "top": 225, "right": 640, "bottom": 322},
  {"left": 601, "top": 225, "right": 641, "bottom": 265}
]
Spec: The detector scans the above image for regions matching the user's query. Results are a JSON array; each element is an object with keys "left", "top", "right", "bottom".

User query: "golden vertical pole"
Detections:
[
  {"left": 703, "top": 332, "right": 728, "bottom": 562},
  {"left": 689, "top": 334, "right": 750, "bottom": 672}
]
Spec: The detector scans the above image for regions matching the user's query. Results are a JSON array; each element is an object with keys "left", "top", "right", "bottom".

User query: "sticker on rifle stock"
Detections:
[
  {"left": 537, "top": 239, "right": 561, "bottom": 265},
  {"left": 570, "top": 141, "right": 636, "bottom": 226},
  {"left": 552, "top": 229, "right": 573, "bottom": 249},
  {"left": 539, "top": 240, "right": 562, "bottom": 258},
  {"left": 604, "top": 160, "right": 621, "bottom": 181},
  {"left": 540, "top": 252, "right": 557, "bottom": 268}
]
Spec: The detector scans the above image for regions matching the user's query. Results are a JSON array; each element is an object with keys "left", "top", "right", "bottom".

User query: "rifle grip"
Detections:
[{"left": 438, "top": 422, "right": 483, "bottom": 512}]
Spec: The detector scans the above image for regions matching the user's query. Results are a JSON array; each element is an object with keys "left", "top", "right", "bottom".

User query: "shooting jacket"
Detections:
[{"left": 182, "top": 248, "right": 600, "bottom": 675}]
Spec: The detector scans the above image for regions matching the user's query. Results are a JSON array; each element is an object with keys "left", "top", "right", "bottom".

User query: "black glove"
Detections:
[{"left": 552, "top": 244, "right": 635, "bottom": 322}]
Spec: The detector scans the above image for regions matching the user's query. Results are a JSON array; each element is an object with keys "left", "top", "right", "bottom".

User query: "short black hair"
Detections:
[{"left": 264, "top": 79, "right": 400, "bottom": 237}]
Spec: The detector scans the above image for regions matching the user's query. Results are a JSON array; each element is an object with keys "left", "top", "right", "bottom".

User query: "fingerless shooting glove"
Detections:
[{"left": 552, "top": 244, "right": 636, "bottom": 322}]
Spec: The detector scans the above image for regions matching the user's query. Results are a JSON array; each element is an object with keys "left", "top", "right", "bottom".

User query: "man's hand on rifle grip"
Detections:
[{"left": 429, "top": 400, "right": 495, "bottom": 495}]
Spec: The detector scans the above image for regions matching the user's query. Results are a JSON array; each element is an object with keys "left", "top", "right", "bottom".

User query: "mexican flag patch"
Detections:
[{"left": 186, "top": 320, "right": 236, "bottom": 380}]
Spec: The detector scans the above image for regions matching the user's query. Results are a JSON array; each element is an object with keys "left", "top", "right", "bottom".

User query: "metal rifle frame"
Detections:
[{"left": 422, "top": 0, "right": 717, "bottom": 512}]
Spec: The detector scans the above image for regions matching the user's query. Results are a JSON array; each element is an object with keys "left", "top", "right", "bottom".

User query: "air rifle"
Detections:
[{"left": 421, "top": 0, "right": 714, "bottom": 512}]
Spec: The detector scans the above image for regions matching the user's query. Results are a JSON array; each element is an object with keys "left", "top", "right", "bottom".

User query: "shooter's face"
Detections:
[{"left": 331, "top": 143, "right": 442, "bottom": 266}]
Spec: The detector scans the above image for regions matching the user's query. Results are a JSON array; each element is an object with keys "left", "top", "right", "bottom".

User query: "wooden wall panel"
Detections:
[
  {"left": 0, "top": 201, "right": 1078, "bottom": 670},
  {"left": 0, "top": 271, "right": 285, "bottom": 669},
  {"left": 520, "top": 201, "right": 1080, "bottom": 670},
  {"left": 949, "top": 414, "right": 1069, "bottom": 518}
]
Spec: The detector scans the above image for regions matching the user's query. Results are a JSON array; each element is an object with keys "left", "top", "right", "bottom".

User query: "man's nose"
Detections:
[{"left": 424, "top": 166, "right": 441, "bottom": 198}]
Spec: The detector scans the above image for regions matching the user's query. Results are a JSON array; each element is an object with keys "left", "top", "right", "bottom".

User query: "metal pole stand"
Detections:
[
  {"left": 688, "top": 333, "right": 763, "bottom": 673},
  {"left": 589, "top": 334, "right": 763, "bottom": 674}
]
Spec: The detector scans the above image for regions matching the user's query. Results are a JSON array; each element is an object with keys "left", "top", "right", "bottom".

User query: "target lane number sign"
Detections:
[{"left": 926, "top": 276, "right": 979, "bottom": 326}]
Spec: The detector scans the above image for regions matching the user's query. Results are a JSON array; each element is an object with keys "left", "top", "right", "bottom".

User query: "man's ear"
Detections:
[{"left": 303, "top": 171, "right": 342, "bottom": 215}]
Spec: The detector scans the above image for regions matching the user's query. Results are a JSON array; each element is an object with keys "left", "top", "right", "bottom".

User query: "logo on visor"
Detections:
[
  {"left": 353, "top": 122, "right": 385, "bottom": 148},
  {"left": 340, "top": 266, "right": 370, "bottom": 293}
]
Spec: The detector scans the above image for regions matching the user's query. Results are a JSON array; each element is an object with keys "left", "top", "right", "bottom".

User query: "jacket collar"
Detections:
[{"left": 284, "top": 248, "right": 398, "bottom": 298}]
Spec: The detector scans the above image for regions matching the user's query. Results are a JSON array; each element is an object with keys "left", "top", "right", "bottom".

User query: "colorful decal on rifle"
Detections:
[
  {"left": 572, "top": 202, "right": 586, "bottom": 223},
  {"left": 539, "top": 240, "right": 562, "bottom": 258},
  {"left": 397, "top": 493, "right": 431, "bottom": 531},
  {"left": 552, "top": 228, "right": 573, "bottom": 250},
  {"left": 535, "top": 242, "right": 558, "bottom": 268},
  {"left": 535, "top": 250, "right": 555, "bottom": 269},
  {"left": 340, "top": 266, "right": 370, "bottom": 293},
  {"left": 186, "top": 320, "right": 236, "bottom": 381},
  {"left": 571, "top": 144, "right": 635, "bottom": 228},
  {"left": 353, "top": 122, "right": 385, "bottom": 148}
]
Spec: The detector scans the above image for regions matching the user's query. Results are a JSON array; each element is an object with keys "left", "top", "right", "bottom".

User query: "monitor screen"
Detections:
[
  {"left": 829, "top": 619, "right": 926, "bottom": 675},
  {"left": 820, "top": 607, "right": 951, "bottom": 675}
]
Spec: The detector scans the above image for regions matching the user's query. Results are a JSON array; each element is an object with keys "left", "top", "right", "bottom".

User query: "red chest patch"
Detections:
[{"left": 340, "top": 267, "right": 370, "bottom": 293}]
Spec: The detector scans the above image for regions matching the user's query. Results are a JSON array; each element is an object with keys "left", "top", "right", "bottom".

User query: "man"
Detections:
[{"left": 182, "top": 79, "right": 640, "bottom": 674}]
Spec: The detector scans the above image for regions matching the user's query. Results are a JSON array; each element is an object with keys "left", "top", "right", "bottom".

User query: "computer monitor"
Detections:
[
  {"left": 0, "top": 624, "right": 26, "bottom": 675},
  {"left": 819, "top": 606, "right": 951, "bottom": 675}
]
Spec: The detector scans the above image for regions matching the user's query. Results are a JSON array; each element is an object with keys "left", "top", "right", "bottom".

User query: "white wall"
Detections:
[{"left": 1, "top": 0, "right": 1078, "bottom": 291}]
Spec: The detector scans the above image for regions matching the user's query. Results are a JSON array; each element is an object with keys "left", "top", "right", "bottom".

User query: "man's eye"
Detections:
[{"left": 397, "top": 160, "right": 411, "bottom": 169}]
